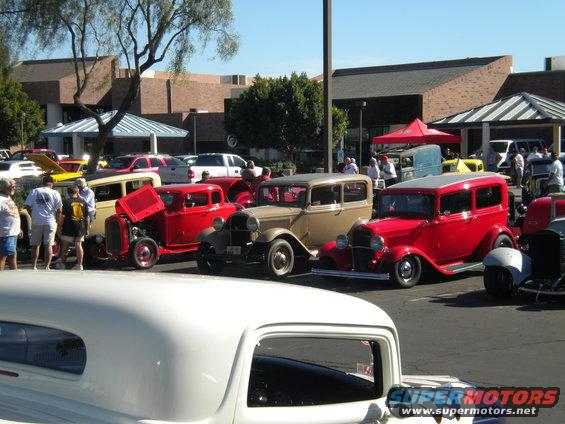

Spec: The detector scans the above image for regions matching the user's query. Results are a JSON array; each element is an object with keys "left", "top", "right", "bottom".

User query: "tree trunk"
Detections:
[{"left": 86, "top": 130, "right": 108, "bottom": 174}]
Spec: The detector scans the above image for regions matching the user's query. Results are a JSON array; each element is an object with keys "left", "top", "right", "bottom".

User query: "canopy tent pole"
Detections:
[
  {"left": 553, "top": 125, "right": 561, "bottom": 155},
  {"left": 481, "top": 123, "right": 490, "bottom": 169},
  {"left": 150, "top": 133, "right": 158, "bottom": 155}
]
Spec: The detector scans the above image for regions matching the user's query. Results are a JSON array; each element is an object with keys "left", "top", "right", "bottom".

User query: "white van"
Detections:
[{"left": 489, "top": 139, "right": 546, "bottom": 170}]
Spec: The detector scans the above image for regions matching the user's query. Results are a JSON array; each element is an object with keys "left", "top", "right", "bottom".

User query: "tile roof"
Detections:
[
  {"left": 11, "top": 57, "right": 114, "bottom": 83},
  {"left": 332, "top": 56, "right": 507, "bottom": 100}
]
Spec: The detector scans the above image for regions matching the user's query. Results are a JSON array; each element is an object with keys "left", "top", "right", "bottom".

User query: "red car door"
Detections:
[
  {"left": 436, "top": 190, "right": 475, "bottom": 262},
  {"left": 180, "top": 191, "right": 212, "bottom": 244}
]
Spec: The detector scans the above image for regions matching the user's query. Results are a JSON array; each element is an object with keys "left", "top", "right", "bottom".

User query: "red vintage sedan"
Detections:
[
  {"left": 313, "top": 173, "right": 517, "bottom": 288},
  {"left": 105, "top": 183, "right": 238, "bottom": 269}
]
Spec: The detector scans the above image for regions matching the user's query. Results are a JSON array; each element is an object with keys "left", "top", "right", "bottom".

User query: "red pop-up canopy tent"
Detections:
[{"left": 372, "top": 118, "right": 460, "bottom": 145}]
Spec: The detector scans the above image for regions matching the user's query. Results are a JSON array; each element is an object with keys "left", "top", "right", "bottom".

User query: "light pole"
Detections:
[
  {"left": 355, "top": 100, "right": 366, "bottom": 165},
  {"left": 192, "top": 112, "right": 197, "bottom": 155},
  {"left": 20, "top": 112, "right": 26, "bottom": 151},
  {"left": 323, "top": 0, "right": 332, "bottom": 172}
]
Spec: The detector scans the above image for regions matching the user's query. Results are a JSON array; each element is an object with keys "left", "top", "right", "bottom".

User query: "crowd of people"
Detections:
[{"left": 0, "top": 176, "right": 95, "bottom": 272}]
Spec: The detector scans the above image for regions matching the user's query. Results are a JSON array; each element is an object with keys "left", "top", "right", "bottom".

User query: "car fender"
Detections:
[
  {"left": 196, "top": 227, "right": 229, "bottom": 253},
  {"left": 483, "top": 247, "right": 531, "bottom": 285},
  {"left": 475, "top": 225, "right": 517, "bottom": 259},
  {"left": 256, "top": 228, "right": 311, "bottom": 256},
  {"left": 381, "top": 245, "right": 447, "bottom": 273},
  {"left": 318, "top": 241, "right": 353, "bottom": 270}
]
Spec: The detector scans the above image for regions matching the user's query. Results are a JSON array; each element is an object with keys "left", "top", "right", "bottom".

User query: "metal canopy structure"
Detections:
[
  {"left": 41, "top": 110, "right": 189, "bottom": 156},
  {"left": 430, "top": 92, "right": 565, "bottom": 157}
]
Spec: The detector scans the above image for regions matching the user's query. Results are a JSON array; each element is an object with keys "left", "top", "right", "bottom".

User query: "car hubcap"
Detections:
[
  {"left": 273, "top": 249, "right": 289, "bottom": 271},
  {"left": 399, "top": 259, "right": 413, "bottom": 279},
  {"left": 136, "top": 245, "right": 152, "bottom": 265}
]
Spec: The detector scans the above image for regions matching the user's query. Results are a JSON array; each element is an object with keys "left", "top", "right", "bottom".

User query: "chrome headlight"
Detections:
[
  {"left": 370, "top": 235, "right": 385, "bottom": 251},
  {"left": 335, "top": 234, "right": 349, "bottom": 250},
  {"left": 213, "top": 216, "right": 225, "bottom": 231},
  {"left": 246, "top": 216, "right": 260, "bottom": 232}
]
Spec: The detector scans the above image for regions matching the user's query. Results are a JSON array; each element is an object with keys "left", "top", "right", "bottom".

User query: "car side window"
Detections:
[
  {"left": 149, "top": 158, "right": 161, "bottom": 167},
  {"left": 195, "top": 155, "right": 224, "bottom": 167},
  {"left": 233, "top": 156, "right": 247, "bottom": 168},
  {"left": 211, "top": 191, "right": 221, "bottom": 204},
  {"left": 185, "top": 192, "right": 208, "bottom": 208},
  {"left": 227, "top": 156, "right": 235, "bottom": 167},
  {"left": 126, "top": 178, "right": 154, "bottom": 194},
  {"left": 248, "top": 337, "right": 381, "bottom": 407},
  {"left": 476, "top": 186, "right": 501, "bottom": 209},
  {"left": 310, "top": 185, "right": 340, "bottom": 206},
  {"left": 95, "top": 183, "right": 122, "bottom": 202},
  {"left": 133, "top": 159, "right": 149, "bottom": 169},
  {"left": 344, "top": 182, "right": 367, "bottom": 203},
  {"left": 516, "top": 141, "right": 527, "bottom": 151},
  {"left": 440, "top": 191, "right": 471, "bottom": 215}
]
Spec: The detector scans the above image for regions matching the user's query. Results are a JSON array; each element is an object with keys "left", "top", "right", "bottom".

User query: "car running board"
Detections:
[{"left": 441, "top": 262, "right": 484, "bottom": 273}]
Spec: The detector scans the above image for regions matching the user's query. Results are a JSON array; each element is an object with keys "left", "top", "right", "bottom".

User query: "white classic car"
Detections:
[{"left": 0, "top": 271, "right": 483, "bottom": 423}]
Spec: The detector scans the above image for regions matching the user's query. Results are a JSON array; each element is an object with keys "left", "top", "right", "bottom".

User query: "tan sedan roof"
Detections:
[{"left": 261, "top": 173, "right": 372, "bottom": 187}]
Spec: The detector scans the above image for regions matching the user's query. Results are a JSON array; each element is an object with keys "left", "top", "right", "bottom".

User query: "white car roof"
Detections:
[
  {"left": 2, "top": 271, "right": 395, "bottom": 421},
  {"left": 1, "top": 160, "right": 36, "bottom": 165}
]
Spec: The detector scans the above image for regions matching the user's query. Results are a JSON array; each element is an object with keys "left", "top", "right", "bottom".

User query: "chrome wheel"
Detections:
[
  {"left": 391, "top": 255, "right": 422, "bottom": 288},
  {"left": 266, "top": 239, "right": 295, "bottom": 279},
  {"left": 128, "top": 238, "right": 159, "bottom": 269}
]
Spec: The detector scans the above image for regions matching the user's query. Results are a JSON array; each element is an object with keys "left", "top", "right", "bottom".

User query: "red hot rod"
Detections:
[
  {"left": 105, "top": 183, "right": 237, "bottom": 269},
  {"left": 313, "top": 173, "right": 517, "bottom": 288}
]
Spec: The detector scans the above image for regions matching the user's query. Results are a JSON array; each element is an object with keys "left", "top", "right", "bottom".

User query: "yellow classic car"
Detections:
[
  {"left": 26, "top": 153, "right": 83, "bottom": 182},
  {"left": 442, "top": 158, "right": 484, "bottom": 173}
]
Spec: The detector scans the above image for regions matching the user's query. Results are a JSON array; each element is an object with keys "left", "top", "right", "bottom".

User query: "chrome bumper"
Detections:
[{"left": 311, "top": 268, "right": 389, "bottom": 280}]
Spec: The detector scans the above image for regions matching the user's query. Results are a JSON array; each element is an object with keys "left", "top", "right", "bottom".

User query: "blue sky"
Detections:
[{"left": 35, "top": 0, "right": 565, "bottom": 77}]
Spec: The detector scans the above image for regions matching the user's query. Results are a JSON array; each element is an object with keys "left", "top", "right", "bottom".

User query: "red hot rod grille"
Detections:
[
  {"left": 352, "top": 228, "right": 374, "bottom": 273},
  {"left": 105, "top": 218, "right": 124, "bottom": 255}
]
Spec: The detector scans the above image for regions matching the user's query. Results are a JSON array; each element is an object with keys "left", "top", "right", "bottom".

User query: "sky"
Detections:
[{"left": 30, "top": 0, "right": 565, "bottom": 77}]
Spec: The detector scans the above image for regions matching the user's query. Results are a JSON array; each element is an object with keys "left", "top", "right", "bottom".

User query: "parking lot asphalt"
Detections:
[{"left": 20, "top": 251, "right": 557, "bottom": 423}]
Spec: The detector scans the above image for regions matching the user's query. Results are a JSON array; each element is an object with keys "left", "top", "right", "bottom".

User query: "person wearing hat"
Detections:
[
  {"left": 381, "top": 156, "right": 397, "bottom": 187},
  {"left": 24, "top": 175, "right": 62, "bottom": 270},
  {"left": 548, "top": 152, "right": 563, "bottom": 194},
  {"left": 0, "top": 178, "right": 23, "bottom": 271},
  {"left": 75, "top": 178, "right": 95, "bottom": 224}
]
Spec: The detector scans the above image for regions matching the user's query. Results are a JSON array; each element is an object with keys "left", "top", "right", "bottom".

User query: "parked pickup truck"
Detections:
[
  {"left": 187, "top": 153, "right": 262, "bottom": 183},
  {"left": 0, "top": 270, "right": 494, "bottom": 423}
]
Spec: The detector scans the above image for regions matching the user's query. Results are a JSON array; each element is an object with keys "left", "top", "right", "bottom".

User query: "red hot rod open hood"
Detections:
[{"left": 115, "top": 184, "right": 165, "bottom": 223}]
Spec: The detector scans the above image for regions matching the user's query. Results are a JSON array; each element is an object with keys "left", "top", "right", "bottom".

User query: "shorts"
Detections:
[
  {"left": 30, "top": 223, "right": 57, "bottom": 246},
  {"left": 0, "top": 236, "right": 17, "bottom": 257},
  {"left": 60, "top": 235, "right": 85, "bottom": 243},
  {"left": 88, "top": 211, "right": 95, "bottom": 223},
  {"left": 515, "top": 168, "right": 524, "bottom": 177}
]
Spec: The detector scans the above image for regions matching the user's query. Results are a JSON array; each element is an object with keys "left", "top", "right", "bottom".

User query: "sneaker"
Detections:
[
  {"left": 71, "top": 264, "right": 83, "bottom": 271},
  {"left": 54, "top": 261, "right": 65, "bottom": 270}
]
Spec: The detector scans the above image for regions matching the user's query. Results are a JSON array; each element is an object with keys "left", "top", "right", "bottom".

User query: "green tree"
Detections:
[
  {"left": 225, "top": 73, "right": 348, "bottom": 160},
  {"left": 1, "top": 0, "right": 239, "bottom": 172},
  {"left": 0, "top": 35, "right": 44, "bottom": 149},
  {"left": 0, "top": 78, "right": 44, "bottom": 148}
]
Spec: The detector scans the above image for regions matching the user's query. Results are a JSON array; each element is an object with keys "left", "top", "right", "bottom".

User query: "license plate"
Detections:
[{"left": 226, "top": 246, "right": 241, "bottom": 255}]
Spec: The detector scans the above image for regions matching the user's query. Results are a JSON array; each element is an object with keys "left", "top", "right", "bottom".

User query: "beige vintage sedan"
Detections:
[{"left": 197, "top": 173, "right": 373, "bottom": 278}]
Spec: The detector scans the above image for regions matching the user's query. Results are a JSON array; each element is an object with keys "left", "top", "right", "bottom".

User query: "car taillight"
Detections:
[{"left": 188, "top": 168, "right": 195, "bottom": 179}]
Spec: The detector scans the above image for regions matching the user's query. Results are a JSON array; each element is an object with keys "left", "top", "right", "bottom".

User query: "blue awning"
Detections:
[{"left": 41, "top": 110, "right": 189, "bottom": 138}]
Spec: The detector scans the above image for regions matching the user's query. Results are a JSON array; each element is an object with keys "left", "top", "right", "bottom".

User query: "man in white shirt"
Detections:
[
  {"left": 548, "top": 153, "right": 564, "bottom": 194},
  {"left": 513, "top": 148, "right": 525, "bottom": 188},
  {"left": 367, "top": 158, "right": 380, "bottom": 184},
  {"left": 526, "top": 146, "right": 543, "bottom": 164},
  {"left": 24, "top": 176, "right": 62, "bottom": 270},
  {"left": 0, "top": 178, "right": 23, "bottom": 271},
  {"left": 349, "top": 158, "right": 359, "bottom": 174},
  {"left": 75, "top": 178, "right": 95, "bottom": 223},
  {"left": 381, "top": 156, "right": 397, "bottom": 187}
]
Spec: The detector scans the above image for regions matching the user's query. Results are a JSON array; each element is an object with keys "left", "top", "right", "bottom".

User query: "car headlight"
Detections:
[
  {"left": 370, "top": 235, "right": 385, "bottom": 251},
  {"left": 213, "top": 216, "right": 225, "bottom": 231},
  {"left": 246, "top": 216, "right": 260, "bottom": 232},
  {"left": 335, "top": 234, "right": 349, "bottom": 250}
]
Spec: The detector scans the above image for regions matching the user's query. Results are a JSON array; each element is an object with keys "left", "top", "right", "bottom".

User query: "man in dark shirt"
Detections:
[{"left": 54, "top": 186, "right": 90, "bottom": 270}]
